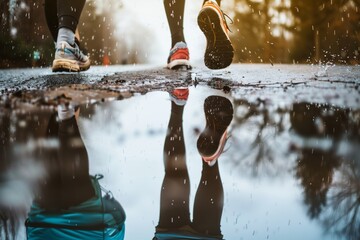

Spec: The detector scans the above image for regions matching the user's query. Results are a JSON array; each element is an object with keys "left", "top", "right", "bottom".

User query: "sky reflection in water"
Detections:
[{"left": 0, "top": 86, "right": 359, "bottom": 240}]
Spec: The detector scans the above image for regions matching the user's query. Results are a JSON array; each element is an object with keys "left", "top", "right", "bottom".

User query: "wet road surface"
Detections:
[{"left": 0, "top": 64, "right": 359, "bottom": 240}]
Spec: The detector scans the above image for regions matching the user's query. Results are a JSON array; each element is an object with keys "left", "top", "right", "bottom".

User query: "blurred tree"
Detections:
[
  {"left": 230, "top": 0, "right": 292, "bottom": 63},
  {"left": 290, "top": 0, "right": 359, "bottom": 63},
  {"left": 0, "top": 0, "right": 10, "bottom": 37},
  {"left": 0, "top": 0, "right": 53, "bottom": 68},
  {"left": 79, "top": 1, "right": 124, "bottom": 65},
  {"left": 79, "top": 0, "right": 151, "bottom": 65},
  {"left": 323, "top": 1, "right": 360, "bottom": 64}
]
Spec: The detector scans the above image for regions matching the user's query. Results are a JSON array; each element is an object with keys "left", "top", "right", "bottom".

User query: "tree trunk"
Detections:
[
  {"left": 263, "top": 0, "right": 271, "bottom": 62},
  {"left": 314, "top": 28, "right": 320, "bottom": 63},
  {"left": 0, "top": 0, "right": 10, "bottom": 37}
]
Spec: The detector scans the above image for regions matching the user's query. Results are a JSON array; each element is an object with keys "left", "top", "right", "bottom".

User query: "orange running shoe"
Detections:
[
  {"left": 167, "top": 42, "right": 191, "bottom": 70},
  {"left": 169, "top": 87, "right": 189, "bottom": 106},
  {"left": 198, "top": 0, "right": 234, "bottom": 69}
]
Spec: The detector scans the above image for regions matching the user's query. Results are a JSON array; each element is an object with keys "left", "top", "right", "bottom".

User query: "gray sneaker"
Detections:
[{"left": 52, "top": 41, "right": 90, "bottom": 72}]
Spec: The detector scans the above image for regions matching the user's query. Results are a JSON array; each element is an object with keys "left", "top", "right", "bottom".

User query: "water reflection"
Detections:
[
  {"left": 0, "top": 106, "right": 126, "bottom": 239},
  {"left": 228, "top": 98, "right": 359, "bottom": 239},
  {"left": 231, "top": 98, "right": 287, "bottom": 176},
  {"left": 154, "top": 88, "right": 233, "bottom": 239},
  {"left": 27, "top": 106, "right": 126, "bottom": 239},
  {"left": 0, "top": 109, "right": 46, "bottom": 240},
  {"left": 290, "top": 102, "right": 360, "bottom": 240},
  {"left": 1, "top": 87, "right": 359, "bottom": 240}
]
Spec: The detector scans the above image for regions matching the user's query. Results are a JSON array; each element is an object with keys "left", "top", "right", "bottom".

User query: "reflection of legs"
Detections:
[
  {"left": 192, "top": 161, "right": 224, "bottom": 236},
  {"left": 57, "top": 115, "right": 95, "bottom": 208},
  {"left": 37, "top": 112, "right": 95, "bottom": 210},
  {"left": 158, "top": 102, "right": 191, "bottom": 228}
]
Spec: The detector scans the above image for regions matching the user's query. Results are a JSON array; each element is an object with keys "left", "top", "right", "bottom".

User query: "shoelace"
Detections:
[{"left": 222, "top": 11, "right": 233, "bottom": 32}]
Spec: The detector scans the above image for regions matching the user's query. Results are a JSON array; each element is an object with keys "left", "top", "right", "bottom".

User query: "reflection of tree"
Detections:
[
  {"left": 231, "top": 98, "right": 287, "bottom": 176},
  {"left": 0, "top": 110, "right": 50, "bottom": 239},
  {"left": 291, "top": 102, "right": 360, "bottom": 238},
  {"left": 0, "top": 111, "right": 25, "bottom": 240},
  {"left": 295, "top": 148, "right": 340, "bottom": 218},
  {"left": 290, "top": 102, "right": 351, "bottom": 139},
  {"left": 322, "top": 160, "right": 360, "bottom": 240}
]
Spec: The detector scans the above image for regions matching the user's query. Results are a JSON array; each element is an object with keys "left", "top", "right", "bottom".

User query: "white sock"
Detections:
[{"left": 56, "top": 28, "right": 75, "bottom": 48}]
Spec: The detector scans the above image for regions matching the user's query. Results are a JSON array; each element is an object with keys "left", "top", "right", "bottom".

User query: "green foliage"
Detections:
[{"left": 0, "top": 36, "right": 32, "bottom": 68}]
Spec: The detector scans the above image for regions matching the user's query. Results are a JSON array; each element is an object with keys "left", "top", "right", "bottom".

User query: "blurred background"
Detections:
[{"left": 0, "top": 0, "right": 359, "bottom": 68}]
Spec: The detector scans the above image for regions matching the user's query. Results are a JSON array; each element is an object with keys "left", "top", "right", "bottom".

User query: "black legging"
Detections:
[
  {"left": 157, "top": 101, "right": 224, "bottom": 236},
  {"left": 44, "top": 0, "right": 86, "bottom": 41},
  {"left": 164, "top": 0, "right": 222, "bottom": 48}
]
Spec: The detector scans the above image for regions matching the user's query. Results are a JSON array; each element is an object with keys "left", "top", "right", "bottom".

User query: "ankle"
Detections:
[{"left": 56, "top": 27, "right": 75, "bottom": 47}]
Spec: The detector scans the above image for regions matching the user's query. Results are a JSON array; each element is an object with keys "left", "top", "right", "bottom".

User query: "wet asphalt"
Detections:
[{"left": 0, "top": 64, "right": 359, "bottom": 110}]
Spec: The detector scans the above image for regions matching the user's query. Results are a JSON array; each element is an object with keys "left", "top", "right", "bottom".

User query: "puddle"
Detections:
[{"left": 0, "top": 85, "right": 359, "bottom": 240}]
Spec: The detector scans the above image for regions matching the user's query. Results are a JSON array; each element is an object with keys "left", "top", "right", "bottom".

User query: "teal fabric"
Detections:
[
  {"left": 26, "top": 176, "right": 126, "bottom": 240},
  {"left": 154, "top": 232, "right": 222, "bottom": 240}
]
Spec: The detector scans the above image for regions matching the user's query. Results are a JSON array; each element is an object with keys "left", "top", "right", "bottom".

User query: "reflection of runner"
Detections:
[
  {"left": 26, "top": 106, "right": 125, "bottom": 240},
  {"left": 44, "top": 0, "right": 90, "bottom": 72},
  {"left": 164, "top": 0, "right": 234, "bottom": 69},
  {"left": 153, "top": 89, "right": 233, "bottom": 239}
]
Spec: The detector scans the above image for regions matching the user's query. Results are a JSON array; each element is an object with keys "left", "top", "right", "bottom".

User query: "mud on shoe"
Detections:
[
  {"left": 52, "top": 41, "right": 90, "bottom": 72},
  {"left": 167, "top": 42, "right": 191, "bottom": 70},
  {"left": 197, "top": 95, "right": 233, "bottom": 166},
  {"left": 197, "top": 0, "right": 234, "bottom": 69}
]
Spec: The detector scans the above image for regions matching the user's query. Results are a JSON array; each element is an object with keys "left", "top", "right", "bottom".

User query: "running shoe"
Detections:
[
  {"left": 197, "top": 95, "right": 233, "bottom": 166},
  {"left": 52, "top": 41, "right": 90, "bottom": 72},
  {"left": 169, "top": 87, "right": 189, "bottom": 106},
  {"left": 57, "top": 104, "right": 80, "bottom": 121},
  {"left": 167, "top": 42, "right": 191, "bottom": 70},
  {"left": 197, "top": 0, "right": 234, "bottom": 69}
]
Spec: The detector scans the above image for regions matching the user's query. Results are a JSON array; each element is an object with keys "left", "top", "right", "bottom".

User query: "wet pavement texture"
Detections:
[{"left": 0, "top": 64, "right": 360, "bottom": 240}]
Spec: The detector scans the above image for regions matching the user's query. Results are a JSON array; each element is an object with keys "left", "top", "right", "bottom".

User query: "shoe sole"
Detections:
[
  {"left": 167, "top": 59, "right": 191, "bottom": 70},
  {"left": 79, "top": 59, "right": 91, "bottom": 71},
  {"left": 197, "top": 96, "right": 233, "bottom": 165},
  {"left": 52, "top": 59, "right": 91, "bottom": 72},
  {"left": 52, "top": 59, "right": 80, "bottom": 72},
  {"left": 197, "top": 7, "right": 234, "bottom": 69},
  {"left": 202, "top": 131, "right": 228, "bottom": 166}
]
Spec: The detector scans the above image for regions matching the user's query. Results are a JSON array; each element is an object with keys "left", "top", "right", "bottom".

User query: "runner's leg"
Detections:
[
  {"left": 56, "top": 0, "right": 86, "bottom": 45},
  {"left": 164, "top": 0, "right": 186, "bottom": 48},
  {"left": 44, "top": 0, "right": 58, "bottom": 41}
]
